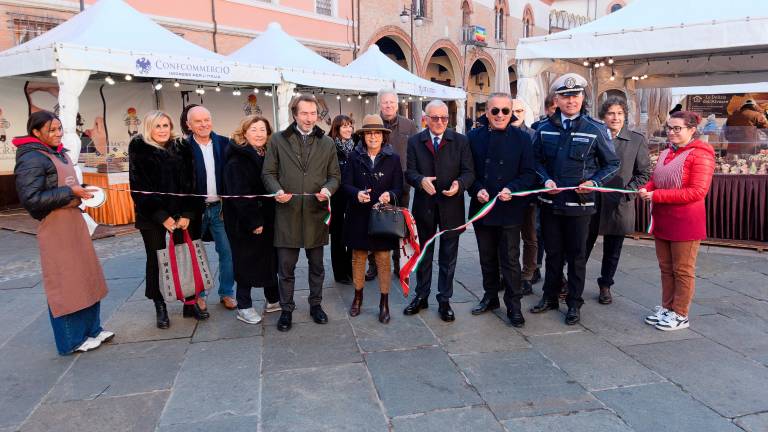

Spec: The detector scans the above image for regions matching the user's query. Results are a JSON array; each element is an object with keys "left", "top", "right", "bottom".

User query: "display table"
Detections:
[
  {"left": 634, "top": 174, "right": 768, "bottom": 245},
  {"left": 82, "top": 171, "right": 135, "bottom": 225}
]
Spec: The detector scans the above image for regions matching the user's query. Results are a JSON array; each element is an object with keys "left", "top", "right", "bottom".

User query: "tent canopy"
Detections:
[
  {"left": 516, "top": 0, "right": 768, "bottom": 89},
  {"left": 345, "top": 45, "right": 466, "bottom": 100},
  {"left": 0, "top": 0, "right": 280, "bottom": 84},
  {"left": 229, "top": 22, "right": 385, "bottom": 92}
]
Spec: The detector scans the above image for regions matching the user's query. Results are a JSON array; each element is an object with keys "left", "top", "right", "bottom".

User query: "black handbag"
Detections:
[{"left": 368, "top": 197, "right": 406, "bottom": 238}]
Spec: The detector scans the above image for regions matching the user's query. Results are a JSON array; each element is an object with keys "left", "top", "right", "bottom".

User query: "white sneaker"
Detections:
[
  {"left": 644, "top": 306, "right": 669, "bottom": 325},
  {"left": 655, "top": 311, "right": 689, "bottom": 331},
  {"left": 95, "top": 330, "right": 115, "bottom": 344},
  {"left": 236, "top": 307, "right": 263, "bottom": 325},
  {"left": 74, "top": 337, "right": 102, "bottom": 353},
  {"left": 265, "top": 302, "right": 281, "bottom": 313}
]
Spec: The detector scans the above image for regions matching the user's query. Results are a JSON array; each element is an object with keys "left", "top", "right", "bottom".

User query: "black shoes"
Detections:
[
  {"left": 379, "top": 293, "right": 390, "bottom": 324},
  {"left": 365, "top": 261, "right": 378, "bottom": 281},
  {"left": 530, "top": 297, "right": 560, "bottom": 314},
  {"left": 565, "top": 306, "right": 581, "bottom": 325},
  {"left": 521, "top": 280, "right": 534, "bottom": 296},
  {"left": 310, "top": 305, "right": 328, "bottom": 324},
  {"left": 507, "top": 309, "right": 525, "bottom": 328},
  {"left": 403, "top": 296, "right": 428, "bottom": 315},
  {"left": 277, "top": 311, "right": 292, "bottom": 331},
  {"left": 598, "top": 286, "right": 613, "bottom": 305},
  {"left": 530, "top": 268, "right": 542, "bottom": 285},
  {"left": 471, "top": 295, "right": 500, "bottom": 315},
  {"left": 335, "top": 276, "right": 353, "bottom": 285},
  {"left": 182, "top": 303, "right": 209, "bottom": 321},
  {"left": 154, "top": 299, "right": 170, "bottom": 329},
  {"left": 438, "top": 302, "right": 455, "bottom": 322}
]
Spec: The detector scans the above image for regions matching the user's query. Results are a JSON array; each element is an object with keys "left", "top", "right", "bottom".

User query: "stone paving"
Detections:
[{"left": 1, "top": 227, "right": 767, "bottom": 431}]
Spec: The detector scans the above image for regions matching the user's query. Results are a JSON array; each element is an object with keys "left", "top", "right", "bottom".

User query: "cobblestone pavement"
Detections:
[{"left": 1, "top": 227, "right": 767, "bottom": 432}]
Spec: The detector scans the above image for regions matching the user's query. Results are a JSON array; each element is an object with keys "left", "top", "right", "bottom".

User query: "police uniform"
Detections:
[{"left": 530, "top": 73, "right": 620, "bottom": 324}]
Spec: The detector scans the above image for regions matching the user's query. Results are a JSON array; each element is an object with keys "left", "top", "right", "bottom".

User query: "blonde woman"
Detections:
[
  {"left": 222, "top": 116, "right": 280, "bottom": 325},
  {"left": 128, "top": 110, "right": 202, "bottom": 329}
]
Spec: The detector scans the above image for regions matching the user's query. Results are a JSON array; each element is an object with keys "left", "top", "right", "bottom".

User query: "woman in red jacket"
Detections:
[{"left": 639, "top": 111, "right": 715, "bottom": 331}]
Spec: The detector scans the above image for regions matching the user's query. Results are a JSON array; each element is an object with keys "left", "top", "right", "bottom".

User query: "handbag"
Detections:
[
  {"left": 368, "top": 195, "right": 406, "bottom": 238},
  {"left": 157, "top": 229, "right": 214, "bottom": 304}
]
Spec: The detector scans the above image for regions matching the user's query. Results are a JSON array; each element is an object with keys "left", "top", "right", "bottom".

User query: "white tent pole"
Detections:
[
  {"left": 56, "top": 68, "right": 91, "bottom": 171},
  {"left": 276, "top": 81, "right": 296, "bottom": 131},
  {"left": 270, "top": 84, "right": 278, "bottom": 130},
  {"left": 456, "top": 99, "right": 466, "bottom": 133}
]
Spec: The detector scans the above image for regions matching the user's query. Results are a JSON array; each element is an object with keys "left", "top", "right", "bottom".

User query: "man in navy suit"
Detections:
[
  {"left": 187, "top": 105, "right": 237, "bottom": 312},
  {"left": 467, "top": 93, "right": 535, "bottom": 327}
]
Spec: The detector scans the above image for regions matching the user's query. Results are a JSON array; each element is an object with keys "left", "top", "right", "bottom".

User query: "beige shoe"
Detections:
[{"left": 220, "top": 296, "right": 237, "bottom": 310}]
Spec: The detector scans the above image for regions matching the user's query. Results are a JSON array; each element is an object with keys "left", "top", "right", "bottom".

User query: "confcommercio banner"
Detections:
[{"left": 132, "top": 55, "right": 233, "bottom": 82}]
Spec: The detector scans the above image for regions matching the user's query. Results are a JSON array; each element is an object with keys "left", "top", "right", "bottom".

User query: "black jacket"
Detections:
[
  {"left": 128, "top": 135, "right": 197, "bottom": 230},
  {"left": 533, "top": 109, "right": 620, "bottom": 216},
  {"left": 13, "top": 137, "right": 76, "bottom": 221},
  {"left": 222, "top": 143, "right": 277, "bottom": 287},
  {"left": 188, "top": 131, "right": 230, "bottom": 198},
  {"left": 405, "top": 129, "right": 475, "bottom": 234},
  {"left": 468, "top": 124, "right": 536, "bottom": 226},
  {"left": 342, "top": 143, "right": 403, "bottom": 251}
]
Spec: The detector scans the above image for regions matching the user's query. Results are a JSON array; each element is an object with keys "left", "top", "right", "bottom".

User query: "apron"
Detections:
[{"left": 37, "top": 151, "right": 108, "bottom": 318}]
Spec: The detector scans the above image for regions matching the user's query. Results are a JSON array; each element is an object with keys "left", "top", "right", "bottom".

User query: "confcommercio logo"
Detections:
[{"left": 133, "top": 56, "right": 231, "bottom": 80}]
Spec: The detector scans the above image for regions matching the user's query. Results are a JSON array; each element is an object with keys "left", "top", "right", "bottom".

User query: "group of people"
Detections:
[{"left": 14, "top": 71, "right": 715, "bottom": 355}]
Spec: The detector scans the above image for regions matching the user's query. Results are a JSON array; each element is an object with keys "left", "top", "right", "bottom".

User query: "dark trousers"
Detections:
[
  {"left": 276, "top": 247, "right": 324, "bottom": 312},
  {"left": 415, "top": 208, "right": 459, "bottom": 303},
  {"left": 140, "top": 227, "right": 184, "bottom": 301},
  {"left": 540, "top": 207, "right": 591, "bottom": 308},
  {"left": 329, "top": 195, "right": 352, "bottom": 280},
  {"left": 236, "top": 280, "right": 280, "bottom": 310},
  {"left": 474, "top": 224, "right": 523, "bottom": 311},
  {"left": 585, "top": 214, "right": 625, "bottom": 288}
]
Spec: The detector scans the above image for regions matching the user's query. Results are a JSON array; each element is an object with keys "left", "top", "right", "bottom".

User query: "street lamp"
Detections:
[{"left": 399, "top": 2, "right": 423, "bottom": 73}]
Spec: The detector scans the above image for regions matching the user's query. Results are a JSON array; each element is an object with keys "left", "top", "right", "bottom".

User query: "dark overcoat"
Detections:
[
  {"left": 223, "top": 143, "right": 277, "bottom": 287},
  {"left": 342, "top": 143, "right": 403, "bottom": 251},
  {"left": 405, "top": 129, "right": 475, "bottom": 237}
]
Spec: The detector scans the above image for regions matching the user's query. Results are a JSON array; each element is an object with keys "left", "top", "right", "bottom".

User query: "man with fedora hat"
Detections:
[
  {"left": 529, "top": 73, "right": 620, "bottom": 325},
  {"left": 403, "top": 99, "right": 475, "bottom": 322}
]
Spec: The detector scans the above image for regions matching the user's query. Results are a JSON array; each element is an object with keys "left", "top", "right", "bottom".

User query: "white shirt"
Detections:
[
  {"left": 561, "top": 113, "right": 580, "bottom": 129},
  {"left": 199, "top": 141, "right": 218, "bottom": 203},
  {"left": 429, "top": 132, "right": 443, "bottom": 147}
]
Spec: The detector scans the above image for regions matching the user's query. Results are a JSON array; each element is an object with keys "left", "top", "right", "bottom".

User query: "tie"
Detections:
[
  {"left": 433, "top": 136, "right": 440, "bottom": 153},
  {"left": 564, "top": 119, "right": 572, "bottom": 130}
]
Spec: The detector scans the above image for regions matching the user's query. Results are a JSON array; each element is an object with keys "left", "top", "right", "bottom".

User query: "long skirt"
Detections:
[{"left": 48, "top": 301, "right": 102, "bottom": 355}]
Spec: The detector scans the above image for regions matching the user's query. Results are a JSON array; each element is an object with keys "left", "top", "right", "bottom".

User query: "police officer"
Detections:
[{"left": 529, "top": 73, "right": 620, "bottom": 325}]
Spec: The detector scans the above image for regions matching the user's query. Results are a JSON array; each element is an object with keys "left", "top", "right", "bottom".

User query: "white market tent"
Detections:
[
  {"left": 0, "top": 0, "right": 280, "bottom": 162},
  {"left": 515, "top": 0, "right": 768, "bottom": 121},
  {"left": 229, "top": 23, "right": 391, "bottom": 128},
  {"left": 344, "top": 45, "right": 467, "bottom": 131}
]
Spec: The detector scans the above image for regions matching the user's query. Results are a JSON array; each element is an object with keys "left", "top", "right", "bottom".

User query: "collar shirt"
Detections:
[{"left": 199, "top": 141, "right": 218, "bottom": 202}]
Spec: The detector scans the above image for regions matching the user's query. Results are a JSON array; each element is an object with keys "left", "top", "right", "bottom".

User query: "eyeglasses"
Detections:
[
  {"left": 490, "top": 107, "right": 511, "bottom": 116},
  {"left": 664, "top": 125, "right": 689, "bottom": 133},
  {"left": 428, "top": 116, "right": 449, "bottom": 123}
]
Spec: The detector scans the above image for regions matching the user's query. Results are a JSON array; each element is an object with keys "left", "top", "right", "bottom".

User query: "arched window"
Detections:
[
  {"left": 610, "top": 4, "right": 622, "bottom": 13},
  {"left": 461, "top": 0, "right": 471, "bottom": 27},
  {"left": 522, "top": 6, "right": 534, "bottom": 38},
  {"left": 495, "top": 8, "right": 505, "bottom": 41}
]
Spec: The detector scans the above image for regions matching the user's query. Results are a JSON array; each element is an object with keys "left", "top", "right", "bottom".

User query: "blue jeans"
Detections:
[
  {"left": 49, "top": 302, "right": 102, "bottom": 355},
  {"left": 200, "top": 202, "right": 235, "bottom": 298}
]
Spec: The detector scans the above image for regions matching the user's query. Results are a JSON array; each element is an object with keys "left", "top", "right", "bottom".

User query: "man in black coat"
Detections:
[
  {"left": 403, "top": 100, "right": 475, "bottom": 322},
  {"left": 467, "top": 93, "right": 536, "bottom": 327}
]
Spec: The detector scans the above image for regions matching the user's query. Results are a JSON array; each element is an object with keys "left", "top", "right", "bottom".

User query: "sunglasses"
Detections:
[
  {"left": 428, "top": 116, "right": 449, "bottom": 123},
  {"left": 490, "top": 107, "right": 511, "bottom": 116}
]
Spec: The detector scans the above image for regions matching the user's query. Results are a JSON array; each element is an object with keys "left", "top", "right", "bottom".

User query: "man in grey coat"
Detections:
[
  {"left": 262, "top": 94, "right": 341, "bottom": 332},
  {"left": 585, "top": 97, "right": 651, "bottom": 305}
]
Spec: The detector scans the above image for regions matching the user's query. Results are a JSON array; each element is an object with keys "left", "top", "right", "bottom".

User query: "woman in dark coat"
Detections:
[
  {"left": 14, "top": 111, "right": 113, "bottom": 355},
  {"left": 129, "top": 110, "right": 202, "bottom": 329},
  {"left": 343, "top": 114, "right": 403, "bottom": 324},
  {"left": 223, "top": 116, "right": 280, "bottom": 325},
  {"left": 585, "top": 97, "right": 651, "bottom": 305},
  {"left": 329, "top": 115, "right": 355, "bottom": 284}
]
